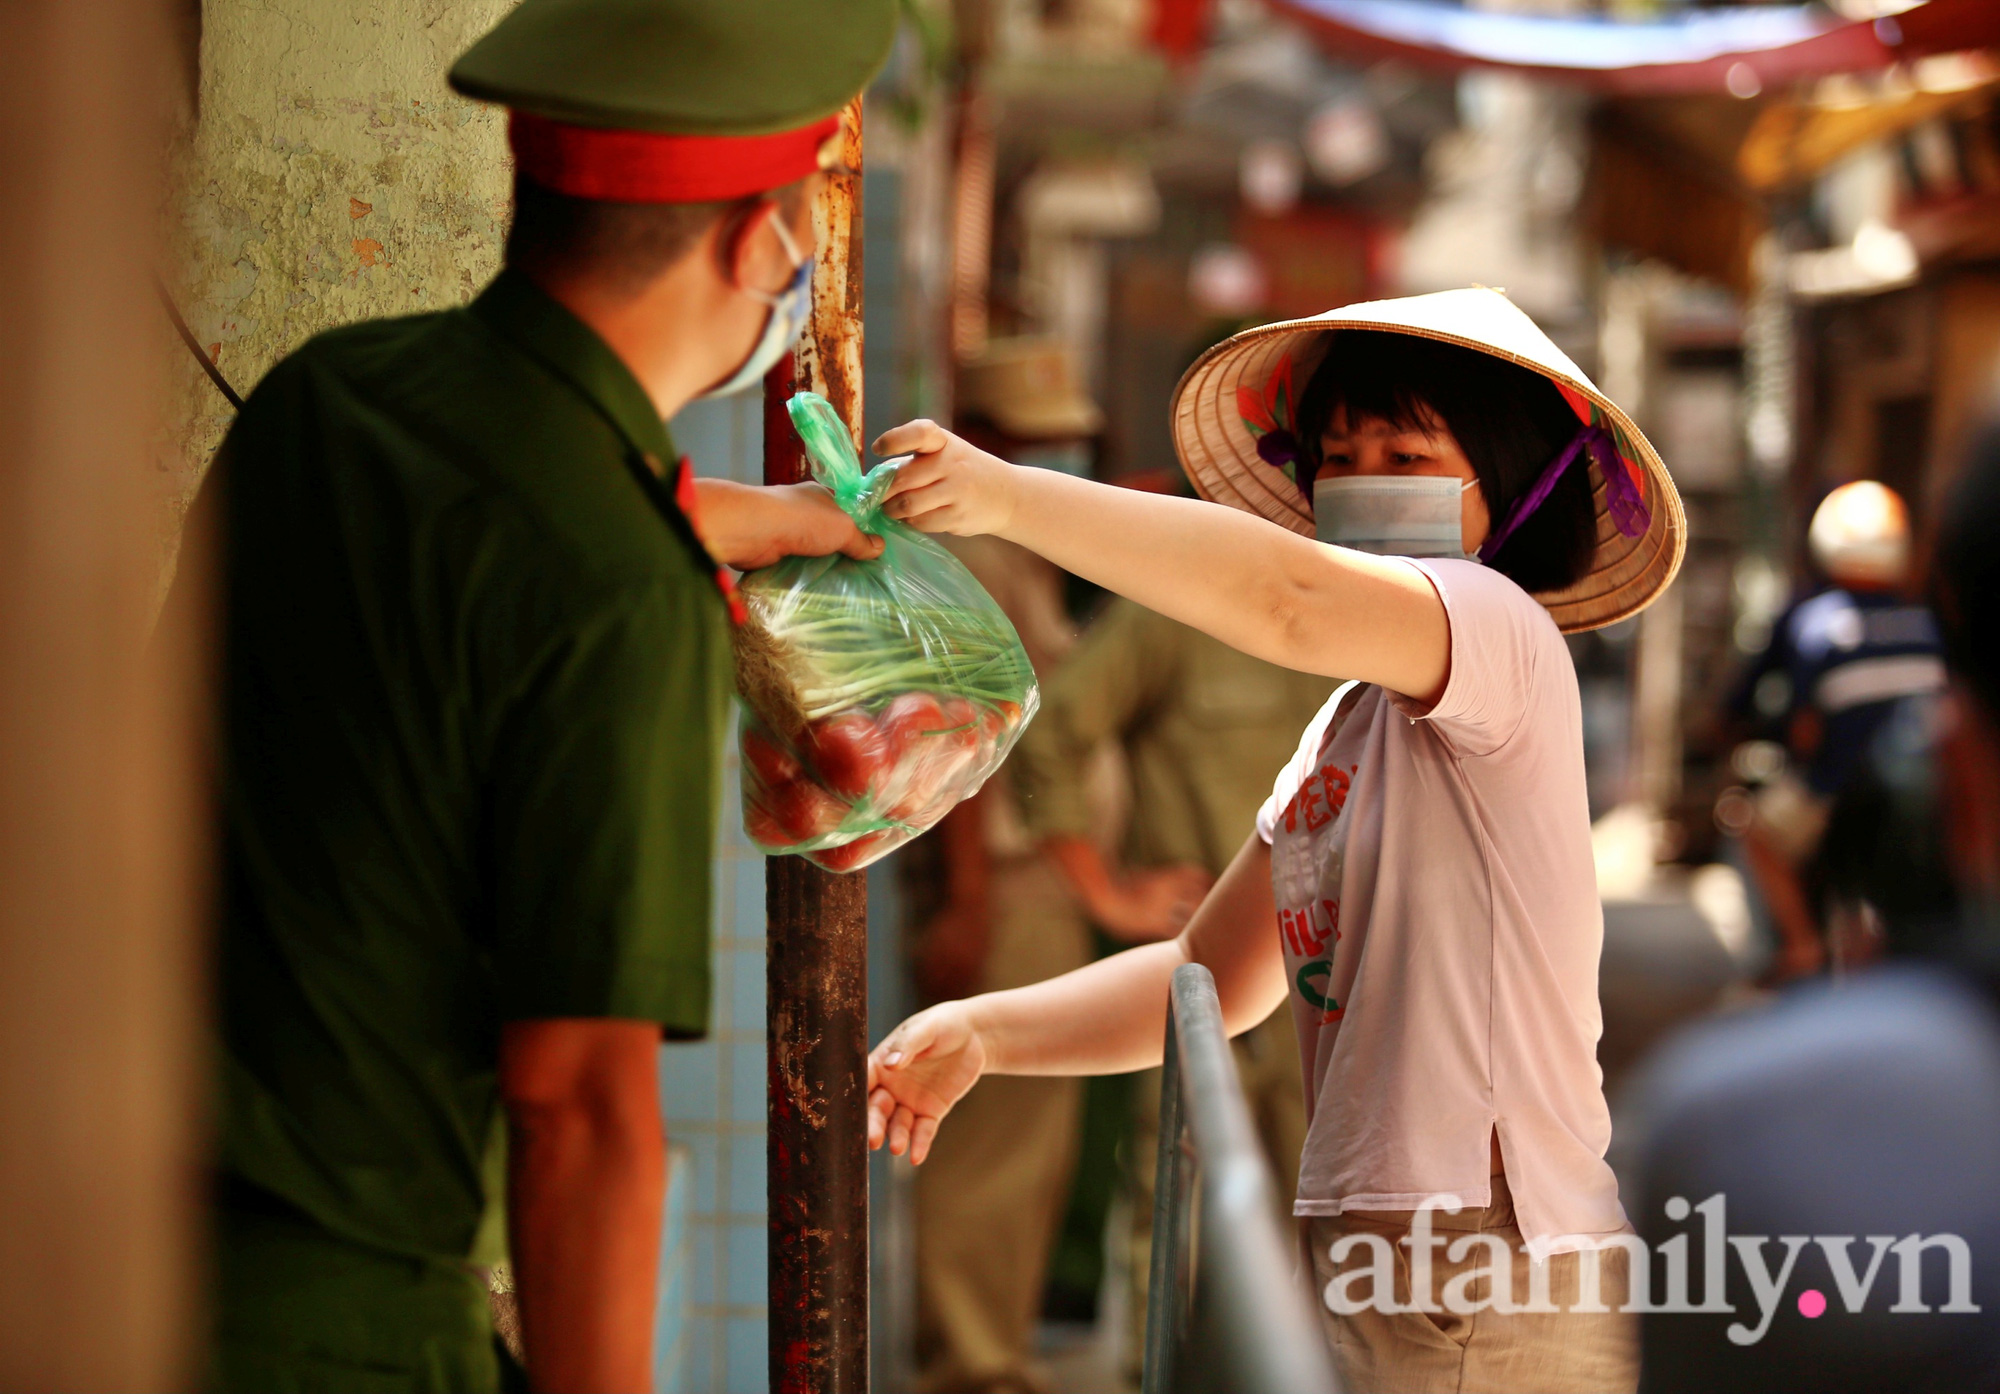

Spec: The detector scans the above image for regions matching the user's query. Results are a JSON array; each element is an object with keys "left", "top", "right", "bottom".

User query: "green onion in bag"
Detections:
[{"left": 732, "top": 392, "right": 1039, "bottom": 872}]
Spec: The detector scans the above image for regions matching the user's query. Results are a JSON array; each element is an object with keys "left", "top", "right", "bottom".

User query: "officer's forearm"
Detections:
[
  {"left": 690, "top": 476, "right": 879, "bottom": 569},
  {"left": 501, "top": 1020, "right": 665, "bottom": 1394}
]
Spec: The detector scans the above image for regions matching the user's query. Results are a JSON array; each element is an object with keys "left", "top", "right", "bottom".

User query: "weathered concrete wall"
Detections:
[{"left": 165, "top": 0, "right": 514, "bottom": 511}]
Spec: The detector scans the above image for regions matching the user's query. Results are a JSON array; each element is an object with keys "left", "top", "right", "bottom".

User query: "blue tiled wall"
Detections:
[
  {"left": 661, "top": 390, "right": 774, "bottom": 1394},
  {"left": 655, "top": 1142, "right": 693, "bottom": 1394}
]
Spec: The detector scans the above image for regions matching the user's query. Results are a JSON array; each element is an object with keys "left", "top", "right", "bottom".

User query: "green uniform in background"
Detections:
[
  {"left": 1012, "top": 599, "right": 1339, "bottom": 872},
  {"left": 213, "top": 270, "right": 731, "bottom": 1392},
  {"left": 912, "top": 536, "right": 1096, "bottom": 1394},
  {"left": 1010, "top": 597, "right": 1339, "bottom": 1368}
]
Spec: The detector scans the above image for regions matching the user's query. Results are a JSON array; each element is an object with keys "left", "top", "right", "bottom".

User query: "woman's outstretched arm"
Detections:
[
  {"left": 874, "top": 419, "right": 1451, "bottom": 704},
  {"left": 867, "top": 832, "right": 1287, "bottom": 1163}
]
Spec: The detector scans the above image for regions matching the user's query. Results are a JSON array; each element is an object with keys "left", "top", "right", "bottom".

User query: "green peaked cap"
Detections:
[{"left": 449, "top": 0, "right": 899, "bottom": 136}]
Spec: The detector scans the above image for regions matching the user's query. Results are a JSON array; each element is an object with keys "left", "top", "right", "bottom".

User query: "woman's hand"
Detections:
[
  {"left": 866, "top": 1000, "right": 989, "bottom": 1164},
  {"left": 874, "top": 420, "right": 1023, "bottom": 537},
  {"left": 865, "top": 837, "right": 1287, "bottom": 1164}
]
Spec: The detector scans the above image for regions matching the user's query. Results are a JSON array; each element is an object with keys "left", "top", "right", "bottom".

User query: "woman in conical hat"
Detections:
[{"left": 865, "top": 288, "right": 1682, "bottom": 1391}]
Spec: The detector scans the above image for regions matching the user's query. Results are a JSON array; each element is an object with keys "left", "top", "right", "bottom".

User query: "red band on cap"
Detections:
[{"left": 509, "top": 111, "right": 839, "bottom": 203}]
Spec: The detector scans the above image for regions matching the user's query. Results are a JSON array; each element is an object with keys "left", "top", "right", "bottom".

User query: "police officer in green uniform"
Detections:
[
  {"left": 1008, "top": 597, "right": 1338, "bottom": 1374},
  {"left": 207, "top": 3, "right": 895, "bottom": 1390}
]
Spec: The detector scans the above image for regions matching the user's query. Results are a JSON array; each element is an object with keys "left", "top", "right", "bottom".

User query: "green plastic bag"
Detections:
[{"left": 732, "top": 392, "right": 1040, "bottom": 872}]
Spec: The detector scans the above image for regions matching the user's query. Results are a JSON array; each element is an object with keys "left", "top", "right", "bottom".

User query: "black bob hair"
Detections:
[{"left": 1295, "top": 329, "right": 1598, "bottom": 594}]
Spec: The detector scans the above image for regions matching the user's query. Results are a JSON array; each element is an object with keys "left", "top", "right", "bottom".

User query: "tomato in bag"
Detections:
[{"left": 731, "top": 392, "right": 1040, "bottom": 872}]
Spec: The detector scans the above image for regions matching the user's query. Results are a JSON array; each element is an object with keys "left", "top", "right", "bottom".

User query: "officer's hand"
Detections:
[
  {"left": 874, "top": 419, "right": 1021, "bottom": 537},
  {"left": 866, "top": 1000, "right": 987, "bottom": 1165},
  {"left": 692, "top": 478, "right": 884, "bottom": 570}
]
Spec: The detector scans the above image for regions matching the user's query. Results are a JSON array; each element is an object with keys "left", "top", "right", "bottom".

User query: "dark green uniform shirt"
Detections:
[{"left": 217, "top": 270, "right": 729, "bottom": 1284}]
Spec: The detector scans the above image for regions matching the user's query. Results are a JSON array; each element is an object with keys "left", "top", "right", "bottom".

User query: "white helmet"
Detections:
[{"left": 1808, "top": 480, "right": 1910, "bottom": 587}]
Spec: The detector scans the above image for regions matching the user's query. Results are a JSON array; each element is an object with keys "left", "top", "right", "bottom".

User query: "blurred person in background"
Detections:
[
  {"left": 1814, "top": 695, "right": 1960, "bottom": 961},
  {"left": 1008, "top": 529, "right": 1338, "bottom": 1378},
  {"left": 954, "top": 337, "right": 1103, "bottom": 481},
  {"left": 1634, "top": 424, "right": 2000, "bottom": 1393},
  {"left": 909, "top": 341, "right": 1119, "bottom": 1394},
  {"left": 1723, "top": 480, "right": 1945, "bottom": 979}
]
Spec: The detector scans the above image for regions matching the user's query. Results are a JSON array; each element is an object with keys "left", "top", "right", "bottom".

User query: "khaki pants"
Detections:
[
  {"left": 915, "top": 859, "right": 1092, "bottom": 1394},
  {"left": 1126, "top": 1009, "right": 1306, "bottom": 1374},
  {"left": 1300, "top": 1173, "right": 1639, "bottom": 1394}
]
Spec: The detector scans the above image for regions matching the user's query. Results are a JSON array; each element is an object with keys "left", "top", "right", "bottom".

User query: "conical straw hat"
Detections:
[{"left": 1170, "top": 287, "right": 1684, "bottom": 634}]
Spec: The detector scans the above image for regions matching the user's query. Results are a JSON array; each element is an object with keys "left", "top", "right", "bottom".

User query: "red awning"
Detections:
[{"left": 1266, "top": 0, "right": 2000, "bottom": 95}]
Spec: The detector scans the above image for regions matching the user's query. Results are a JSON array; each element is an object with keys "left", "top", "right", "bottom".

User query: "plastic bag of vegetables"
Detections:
[{"left": 732, "top": 392, "right": 1039, "bottom": 872}]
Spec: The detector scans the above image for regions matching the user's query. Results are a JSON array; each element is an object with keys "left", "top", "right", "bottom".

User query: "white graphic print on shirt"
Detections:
[{"left": 1270, "top": 680, "right": 1361, "bottom": 1030}]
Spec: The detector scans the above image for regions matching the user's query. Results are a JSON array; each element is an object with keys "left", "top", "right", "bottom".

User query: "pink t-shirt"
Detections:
[{"left": 1255, "top": 558, "right": 1626, "bottom": 1251}]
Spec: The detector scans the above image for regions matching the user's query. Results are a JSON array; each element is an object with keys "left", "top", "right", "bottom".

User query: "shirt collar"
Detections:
[{"left": 470, "top": 268, "right": 675, "bottom": 464}]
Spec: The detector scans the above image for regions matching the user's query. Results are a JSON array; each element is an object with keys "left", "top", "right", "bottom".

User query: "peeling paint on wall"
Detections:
[{"left": 163, "top": 0, "right": 515, "bottom": 515}]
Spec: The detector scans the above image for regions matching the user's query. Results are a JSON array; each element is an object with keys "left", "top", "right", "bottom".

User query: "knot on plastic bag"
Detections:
[{"left": 786, "top": 391, "right": 908, "bottom": 533}]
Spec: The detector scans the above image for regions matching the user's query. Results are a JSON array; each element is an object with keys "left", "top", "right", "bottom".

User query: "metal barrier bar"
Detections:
[
  {"left": 1142, "top": 999, "right": 1192, "bottom": 1394},
  {"left": 1141, "top": 963, "right": 1343, "bottom": 1394}
]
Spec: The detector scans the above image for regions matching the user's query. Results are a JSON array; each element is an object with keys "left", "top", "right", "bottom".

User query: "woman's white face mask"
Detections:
[{"left": 1313, "top": 474, "right": 1480, "bottom": 561}]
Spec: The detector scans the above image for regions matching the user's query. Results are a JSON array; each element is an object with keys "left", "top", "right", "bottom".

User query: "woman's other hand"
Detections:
[
  {"left": 866, "top": 1000, "right": 989, "bottom": 1164},
  {"left": 874, "top": 420, "right": 1022, "bottom": 537}
]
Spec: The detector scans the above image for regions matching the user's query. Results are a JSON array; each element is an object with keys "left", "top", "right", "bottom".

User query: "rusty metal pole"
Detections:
[{"left": 763, "top": 97, "right": 870, "bottom": 1394}]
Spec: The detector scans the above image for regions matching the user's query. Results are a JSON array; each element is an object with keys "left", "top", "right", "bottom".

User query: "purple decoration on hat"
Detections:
[
  {"left": 1255, "top": 430, "right": 1300, "bottom": 468},
  {"left": 1477, "top": 423, "right": 1651, "bottom": 564},
  {"left": 1238, "top": 358, "right": 1307, "bottom": 498}
]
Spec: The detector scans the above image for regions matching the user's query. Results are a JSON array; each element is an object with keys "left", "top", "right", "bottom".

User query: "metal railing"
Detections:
[{"left": 1141, "top": 963, "right": 1343, "bottom": 1394}]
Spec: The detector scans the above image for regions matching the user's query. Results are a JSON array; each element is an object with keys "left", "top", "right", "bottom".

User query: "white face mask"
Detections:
[
  {"left": 1313, "top": 474, "right": 1479, "bottom": 560},
  {"left": 702, "top": 213, "right": 813, "bottom": 399}
]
